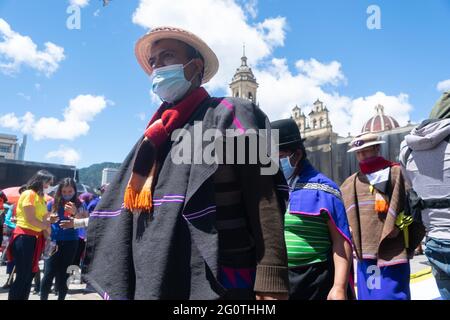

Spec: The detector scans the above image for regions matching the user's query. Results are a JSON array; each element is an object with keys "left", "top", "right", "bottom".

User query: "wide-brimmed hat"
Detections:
[
  {"left": 271, "top": 119, "right": 305, "bottom": 150},
  {"left": 347, "top": 132, "right": 385, "bottom": 153},
  {"left": 135, "top": 26, "right": 219, "bottom": 84}
]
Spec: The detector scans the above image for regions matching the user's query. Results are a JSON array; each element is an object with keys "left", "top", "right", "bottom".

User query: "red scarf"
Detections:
[
  {"left": 7, "top": 226, "right": 45, "bottom": 273},
  {"left": 359, "top": 156, "right": 398, "bottom": 174},
  {"left": 144, "top": 87, "right": 210, "bottom": 148},
  {"left": 124, "top": 87, "right": 210, "bottom": 212}
]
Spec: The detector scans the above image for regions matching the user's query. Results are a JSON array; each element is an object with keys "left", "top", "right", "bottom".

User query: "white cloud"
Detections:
[
  {"left": 94, "top": 9, "right": 101, "bottom": 17},
  {"left": 131, "top": 0, "right": 413, "bottom": 137},
  {"left": 255, "top": 58, "right": 413, "bottom": 136},
  {"left": 240, "top": 0, "right": 258, "bottom": 19},
  {"left": 0, "top": 95, "right": 111, "bottom": 140},
  {"left": 35, "top": 83, "right": 41, "bottom": 91},
  {"left": 296, "top": 59, "right": 346, "bottom": 86},
  {"left": 69, "top": 0, "right": 90, "bottom": 8},
  {"left": 0, "top": 113, "right": 24, "bottom": 130},
  {"left": 347, "top": 92, "right": 412, "bottom": 134},
  {"left": 46, "top": 146, "right": 81, "bottom": 166},
  {"left": 17, "top": 92, "right": 31, "bottom": 101},
  {"left": 437, "top": 79, "right": 450, "bottom": 92},
  {"left": 0, "top": 19, "right": 65, "bottom": 76}
]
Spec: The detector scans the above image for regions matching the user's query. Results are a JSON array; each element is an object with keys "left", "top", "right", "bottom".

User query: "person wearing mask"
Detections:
[
  {"left": 7, "top": 170, "right": 57, "bottom": 300},
  {"left": 40, "top": 178, "right": 87, "bottom": 300},
  {"left": 400, "top": 92, "right": 450, "bottom": 299},
  {"left": 271, "top": 119, "right": 354, "bottom": 300},
  {"left": 341, "top": 132, "right": 424, "bottom": 300},
  {"left": 73, "top": 193, "right": 91, "bottom": 269},
  {"left": 83, "top": 26, "right": 289, "bottom": 300}
]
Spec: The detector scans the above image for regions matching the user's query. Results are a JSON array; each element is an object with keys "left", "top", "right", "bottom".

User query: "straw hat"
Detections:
[
  {"left": 347, "top": 132, "right": 385, "bottom": 153},
  {"left": 135, "top": 26, "right": 219, "bottom": 84}
]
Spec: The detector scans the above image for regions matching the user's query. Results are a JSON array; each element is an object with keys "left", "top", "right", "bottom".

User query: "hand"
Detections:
[
  {"left": 60, "top": 218, "right": 75, "bottom": 229},
  {"left": 75, "top": 210, "right": 89, "bottom": 219},
  {"left": 255, "top": 292, "right": 288, "bottom": 300},
  {"left": 48, "top": 213, "right": 59, "bottom": 224},
  {"left": 327, "top": 286, "right": 347, "bottom": 300},
  {"left": 11, "top": 217, "right": 17, "bottom": 223},
  {"left": 64, "top": 202, "right": 77, "bottom": 217}
]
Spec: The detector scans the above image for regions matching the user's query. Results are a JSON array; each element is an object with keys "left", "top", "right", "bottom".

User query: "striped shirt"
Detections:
[
  {"left": 285, "top": 210, "right": 331, "bottom": 267},
  {"left": 214, "top": 164, "right": 256, "bottom": 268}
]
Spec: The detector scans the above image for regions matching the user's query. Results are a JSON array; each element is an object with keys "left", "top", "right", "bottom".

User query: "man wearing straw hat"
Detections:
[
  {"left": 83, "top": 27, "right": 289, "bottom": 300},
  {"left": 341, "top": 132, "right": 424, "bottom": 300}
]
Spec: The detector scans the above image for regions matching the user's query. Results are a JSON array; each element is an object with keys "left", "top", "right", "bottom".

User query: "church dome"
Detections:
[{"left": 362, "top": 104, "right": 400, "bottom": 133}]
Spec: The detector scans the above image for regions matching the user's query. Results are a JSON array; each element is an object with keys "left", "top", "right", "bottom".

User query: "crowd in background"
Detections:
[{"left": 0, "top": 177, "right": 107, "bottom": 300}]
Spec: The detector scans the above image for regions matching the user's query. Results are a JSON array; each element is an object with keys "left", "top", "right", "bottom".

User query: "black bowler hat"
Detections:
[{"left": 270, "top": 118, "right": 305, "bottom": 149}]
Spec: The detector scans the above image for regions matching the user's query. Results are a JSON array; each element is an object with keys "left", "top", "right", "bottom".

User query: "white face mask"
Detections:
[
  {"left": 151, "top": 60, "right": 196, "bottom": 103},
  {"left": 44, "top": 186, "right": 52, "bottom": 195},
  {"left": 280, "top": 153, "right": 296, "bottom": 182}
]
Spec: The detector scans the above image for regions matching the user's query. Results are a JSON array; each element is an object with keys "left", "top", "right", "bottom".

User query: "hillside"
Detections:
[{"left": 78, "top": 162, "right": 121, "bottom": 188}]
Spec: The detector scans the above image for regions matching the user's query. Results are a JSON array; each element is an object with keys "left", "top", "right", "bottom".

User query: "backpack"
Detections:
[{"left": 404, "top": 134, "right": 450, "bottom": 223}]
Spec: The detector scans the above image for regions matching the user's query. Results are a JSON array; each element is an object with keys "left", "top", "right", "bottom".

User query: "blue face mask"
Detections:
[
  {"left": 62, "top": 194, "right": 74, "bottom": 201},
  {"left": 151, "top": 61, "right": 195, "bottom": 103},
  {"left": 280, "top": 154, "right": 295, "bottom": 181}
]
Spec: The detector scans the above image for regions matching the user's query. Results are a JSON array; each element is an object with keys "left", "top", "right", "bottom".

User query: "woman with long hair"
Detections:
[
  {"left": 40, "top": 177, "right": 87, "bottom": 300},
  {"left": 7, "top": 170, "right": 57, "bottom": 300}
]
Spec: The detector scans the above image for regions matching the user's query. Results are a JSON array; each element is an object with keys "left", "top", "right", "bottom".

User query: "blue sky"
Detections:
[{"left": 0, "top": 0, "right": 449, "bottom": 168}]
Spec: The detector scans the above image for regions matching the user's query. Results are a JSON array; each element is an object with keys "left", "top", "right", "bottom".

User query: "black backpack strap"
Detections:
[
  {"left": 445, "top": 134, "right": 450, "bottom": 144},
  {"left": 404, "top": 147, "right": 413, "bottom": 164},
  {"left": 422, "top": 198, "right": 450, "bottom": 209}
]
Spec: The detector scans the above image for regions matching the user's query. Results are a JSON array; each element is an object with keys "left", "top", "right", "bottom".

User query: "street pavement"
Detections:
[
  {"left": 0, "top": 260, "right": 101, "bottom": 300},
  {"left": 0, "top": 251, "right": 441, "bottom": 300}
]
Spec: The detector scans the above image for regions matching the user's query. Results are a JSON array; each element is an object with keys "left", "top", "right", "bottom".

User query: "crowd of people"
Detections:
[
  {"left": 0, "top": 176, "right": 107, "bottom": 300},
  {"left": 1, "top": 25, "right": 449, "bottom": 300}
]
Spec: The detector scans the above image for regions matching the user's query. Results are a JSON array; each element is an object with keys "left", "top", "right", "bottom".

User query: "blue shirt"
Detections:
[
  {"left": 47, "top": 201, "right": 82, "bottom": 242},
  {"left": 87, "top": 197, "right": 100, "bottom": 213},
  {"left": 289, "top": 160, "right": 352, "bottom": 246}
]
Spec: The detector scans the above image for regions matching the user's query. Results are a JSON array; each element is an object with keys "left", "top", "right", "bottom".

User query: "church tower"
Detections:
[
  {"left": 308, "top": 99, "right": 332, "bottom": 132},
  {"left": 229, "top": 45, "right": 258, "bottom": 103},
  {"left": 291, "top": 105, "right": 307, "bottom": 134}
]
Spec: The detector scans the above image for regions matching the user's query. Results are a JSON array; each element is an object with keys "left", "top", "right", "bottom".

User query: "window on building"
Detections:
[
  {"left": 0, "top": 143, "right": 11, "bottom": 153},
  {"left": 320, "top": 118, "right": 324, "bottom": 128},
  {"left": 248, "top": 92, "right": 253, "bottom": 101},
  {"left": 313, "top": 119, "right": 317, "bottom": 129}
]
